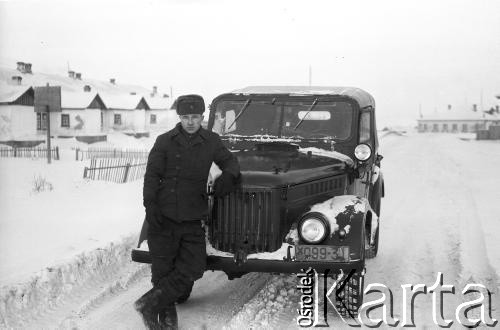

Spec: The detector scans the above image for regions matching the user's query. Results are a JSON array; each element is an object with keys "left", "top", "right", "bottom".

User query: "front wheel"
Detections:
[
  {"left": 335, "top": 271, "right": 364, "bottom": 318},
  {"left": 318, "top": 271, "right": 364, "bottom": 319},
  {"left": 365, "top": 226, "right": 379, "bottom": 259}
]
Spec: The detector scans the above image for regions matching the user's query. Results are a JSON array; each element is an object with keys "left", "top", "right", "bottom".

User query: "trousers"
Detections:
[{"left": 147, "top": 218, "right": 206, "bottom": 306}]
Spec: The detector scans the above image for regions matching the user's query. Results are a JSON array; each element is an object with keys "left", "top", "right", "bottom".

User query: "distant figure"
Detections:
[{"left": 135, "top": 94, "right": 240, "bottom": 329}]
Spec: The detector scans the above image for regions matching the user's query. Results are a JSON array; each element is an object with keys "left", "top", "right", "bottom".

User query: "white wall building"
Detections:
[
  {"left": 417, "top": 111, "right": 500, "bottom": 133},
  {"left": 0, "top": 62, "right": 175, "bottom": 142},
  {"left": 0, "top": 84, "right": 37, "bottom": 140}
]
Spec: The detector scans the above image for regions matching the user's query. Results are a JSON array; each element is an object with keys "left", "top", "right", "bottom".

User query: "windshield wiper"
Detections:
[
  {"left": 293, "top": 98, "right": 318, "bottom": 130},
  {"left": 226, "top": 99, "right": 251, "bottom": 131}
]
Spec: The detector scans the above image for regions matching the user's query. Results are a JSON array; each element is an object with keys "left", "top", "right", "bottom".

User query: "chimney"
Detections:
[
  {"left": 75, "top": 72, "right": 82, "bottom": 80},
  {"left": 24, "top": 63, "right": 32, "bottom": 74},
  {"left": 473, "top": 104, "right": 477, "bottom": 112},
  {"left": 153, "top": 86, "right": 158, "bottom": 95},
  {"left": 162, "top": 93, "right": 169, "bottom": 98},
  {"left": 496, "top": 105, "right": 499, "bottom": 113},
  {"left": 11, "top": 76, "right": 22, "bottom": 85},
  {"left": 130, "top": 92, "right": 137, "bottom": 95},
  {"left": 68, "top": 70, "right": 75, "bottom": 79},
  {"left": 16, "top": 62, "right": 25, "bottom": 72},
  {"left": 110, "top": 78, "right": 116, "bottom": 85},
  {"left": 83, "top": 85, "right": 91, "bottom": 92}
]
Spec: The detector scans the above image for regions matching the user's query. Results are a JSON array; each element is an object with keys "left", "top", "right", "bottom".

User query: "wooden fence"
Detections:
[
  {"left": 75, "top": 147, "right": 149, "bottom": 161},
  {"left": 83, "top": 157, "right": 147, "bottom": 183},
  {"left": 0, "top": 147, "right": 60, "bottom": 160}
]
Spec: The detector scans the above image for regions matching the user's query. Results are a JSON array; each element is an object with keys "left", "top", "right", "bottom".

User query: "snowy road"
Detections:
[{"left": 22, "top": 133, "right": 500, "bottom": 329}]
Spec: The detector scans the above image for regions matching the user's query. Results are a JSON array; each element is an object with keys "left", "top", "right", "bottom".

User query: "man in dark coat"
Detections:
[{"left": 135, "top": 94, "right": 240, "bottom": 329}]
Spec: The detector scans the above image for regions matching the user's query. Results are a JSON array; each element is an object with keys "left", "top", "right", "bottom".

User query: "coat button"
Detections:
[
  {"left": 175, "top": 166, "right": 180, "bottom": 170},
  {"left": 170, "top": 189, "right": 175, "bottom": 192},
  {"left": 176, "top": 154, "right": 180, "bottom": 158}
]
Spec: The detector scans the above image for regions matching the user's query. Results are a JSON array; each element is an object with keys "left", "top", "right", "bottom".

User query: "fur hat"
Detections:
[{"left": 175, "top": 94, "right": 205, "bottom": 115}]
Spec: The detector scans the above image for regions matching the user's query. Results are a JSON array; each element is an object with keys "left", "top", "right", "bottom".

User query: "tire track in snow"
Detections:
[
  {"left": 363, "top": 134, "right": 476, "bottom": 327},
  {"left": 75, "top": 271, "right": 272, "bottom": 329}
]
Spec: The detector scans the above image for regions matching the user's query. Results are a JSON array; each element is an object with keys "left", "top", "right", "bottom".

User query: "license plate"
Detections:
[{"left": 295, "top": 245, "right": 350, "bottom": 262}]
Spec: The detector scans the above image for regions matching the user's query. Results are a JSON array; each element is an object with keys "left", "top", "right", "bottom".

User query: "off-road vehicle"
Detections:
[{"left": 132, "top": 86, "right": 384, "bottom": 316}]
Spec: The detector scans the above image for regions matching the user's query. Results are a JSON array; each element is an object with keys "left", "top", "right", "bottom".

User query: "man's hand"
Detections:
[
  {"left": 213, "top": 172, "right": 240, "bottom": 198},
  {"left": 145, "top": 202, "right": 163, "bottom": 229}
]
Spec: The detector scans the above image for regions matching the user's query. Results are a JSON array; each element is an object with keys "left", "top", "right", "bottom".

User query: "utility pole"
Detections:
[
  {"left": 46, "top": 104, "right": 51, "bottom": 164},
  {"left": 45, "top": 83, "right": 51, "bottom": 164},
  {"left": 308, "top": 65, "right": 312, "bottom": 86},
  {"left": 170, "top": 86, "right": 173, "bottom": 99},
  {"left": 480, "top": 89, "right": 484, "bottom": 112},
  {"left": 34, "top": 83, "right": 61, "bottom": 165}
]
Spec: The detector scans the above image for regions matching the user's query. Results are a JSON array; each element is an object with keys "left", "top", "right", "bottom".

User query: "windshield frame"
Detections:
[{"left": 208, "top": 94, "right": 360, "bottom": 143}]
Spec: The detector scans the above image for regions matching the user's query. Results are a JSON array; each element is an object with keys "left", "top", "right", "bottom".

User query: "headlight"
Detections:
[
  {"left": 354, "top": 143, "right": 372, "bottom": 161},
  {"left": 298, "top": 212, "right": 329, "bottom": 244}
]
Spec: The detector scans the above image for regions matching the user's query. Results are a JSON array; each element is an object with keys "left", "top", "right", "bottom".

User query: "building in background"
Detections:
[
  {"left": 417, "top": 101, "right": 500, "bottom": 134},
  {"left": 0, "top": 84, "right": 36, "bottom": 140},
  {"left": 0, "top": 61, "right": 175, "bottom": 144}
]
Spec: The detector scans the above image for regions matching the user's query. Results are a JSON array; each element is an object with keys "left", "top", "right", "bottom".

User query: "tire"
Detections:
[
  {"left": 365, "top": 225, "right": 379, "bottom": 259},
  {"left": 334, "top": 271, "right": 364, "bottom": 318},
  {"left": 366, "top": 180, "right": 381, "bottom": 259}
]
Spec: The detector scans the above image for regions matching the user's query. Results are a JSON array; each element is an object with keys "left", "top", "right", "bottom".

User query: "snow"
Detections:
[
  {"left": 2, "top": 130, "right": 500, "bottom": 328},
  {"left": 309, "top": 195, "right": 366, "bottom": 235},
  {"left": 0, "top": 82, "right": 31, "bottom": 103},
  {"left": 61, "top": 91, "right": 98, "bottom": 109},
  {"left": 299, "top": 147, "right": 354, "bottom": 165},
  {"left": 0, "top": 158, "right": 144, "bottom": 285}
]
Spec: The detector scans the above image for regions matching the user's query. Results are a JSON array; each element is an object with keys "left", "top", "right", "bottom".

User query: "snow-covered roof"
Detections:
[
  {"left": 61, "top": 91, "right": 99, "bottom": 109},
  {"left": 144, "top": 96, "right": 171, "bottom": 110},
  {"left": 0, "top": 83, "right": 32, "bottom": 103},
  {"left": 229, "top": 86, "right": 376, "bottom": 109},
  {"left": 418, "top": 111, "right": 500, "bottom": 121},
  {"left": 0, "top": 65, "right": 151, "bottom": 95},
  {"left": 100, "top": 93, "right": 147, "bottom": 110}
]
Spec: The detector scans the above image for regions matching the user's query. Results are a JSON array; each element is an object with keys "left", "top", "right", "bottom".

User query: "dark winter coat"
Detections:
[{"left": 143, "top": 123, "right": 240, "bottom": 222}]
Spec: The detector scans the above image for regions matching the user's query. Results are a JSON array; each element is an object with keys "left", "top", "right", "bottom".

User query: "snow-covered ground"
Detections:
[{"left": 1, "top": 131, "right": 500, "bottom": 329}]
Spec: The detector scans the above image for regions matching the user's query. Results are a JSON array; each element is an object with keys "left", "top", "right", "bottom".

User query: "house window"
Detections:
[
  {"left": 462, "top": 124, "right": 468, "bottom": 132},
  {"left": 432, "top": 123, "right": 439, "bottom": 132},
  {"left": 452, "top": 123, "right": 458, "bottom": 132},
  {"left": 114, "top": 114, "right": 122, "bottom": 125},
  {"left": 61, "top": 114, "right": 70, "bottom": 128},
  {"left": 150, "top": 114, "right": 157, "bottom": 124},
  {"left": 37, "top": 113, "right": 48, "bottom": 130},
  {"left": 423, "top": 123, "right": 428, "bottom": 131},
  {"left": 442, "top": 123, "right": 448, "bottom": 132}
]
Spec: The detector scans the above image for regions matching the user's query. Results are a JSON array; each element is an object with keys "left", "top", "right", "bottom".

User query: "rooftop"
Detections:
[{"left": 229, "top": 86, "right": 376, "bottom": 109}]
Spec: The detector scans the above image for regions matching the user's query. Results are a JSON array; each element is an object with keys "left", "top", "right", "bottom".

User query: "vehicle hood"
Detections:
[{"left": 234, "top": 148, "right": 353, "bottom": 188}]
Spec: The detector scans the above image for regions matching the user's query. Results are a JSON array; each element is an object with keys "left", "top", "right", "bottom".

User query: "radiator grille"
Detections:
[{"left": 209, "top": 188, "right": 282, "bottom": 253}]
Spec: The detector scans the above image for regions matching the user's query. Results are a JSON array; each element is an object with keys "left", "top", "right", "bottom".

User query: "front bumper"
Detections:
[{"left": 131, "top": 249, "right": 364, "bottom": 273}]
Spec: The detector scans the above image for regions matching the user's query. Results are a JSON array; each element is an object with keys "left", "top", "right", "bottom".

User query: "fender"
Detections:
[{"left": 307, "top": 195, "right": 371, "bottom": 261}]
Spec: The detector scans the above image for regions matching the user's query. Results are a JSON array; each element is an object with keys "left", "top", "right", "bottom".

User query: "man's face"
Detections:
[{"left": 179, "top": 114, "right": 204, "bottom": 134}]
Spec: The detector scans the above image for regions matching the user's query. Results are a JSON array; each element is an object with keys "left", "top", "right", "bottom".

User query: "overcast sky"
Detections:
[{"left": 1, "top": 0, "right": 499, "bottom": 126}]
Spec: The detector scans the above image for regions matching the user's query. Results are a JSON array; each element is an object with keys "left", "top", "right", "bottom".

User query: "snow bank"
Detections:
[
  {"left": 0, "top": 234, "right": 143, "bottom": 328},
  {"left": 225, "top": 274, "right": 299, "bottom": 329},
  {"left": 0, "top": 158, "right": 144, "bottom": 285}
]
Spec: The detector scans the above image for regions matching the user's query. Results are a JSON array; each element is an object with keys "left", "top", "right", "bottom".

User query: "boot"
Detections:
[
  {"left": 176, "top": 282, "right": 193, "bottom": 304},
  {"left": 158, "top": 304, "right": 178, "bottom": 329},
  {"left": 134, "top": 288, "right": 163, "bottom": 329}
]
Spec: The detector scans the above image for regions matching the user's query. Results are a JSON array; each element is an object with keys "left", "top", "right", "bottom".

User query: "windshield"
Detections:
[{"left": 212, "top": 99, "right": 353, "bottom": 140}]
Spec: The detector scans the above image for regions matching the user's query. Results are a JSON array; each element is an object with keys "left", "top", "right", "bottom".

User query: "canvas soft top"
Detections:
[{"left": 224, "top": 86, "right": 375, "bottom": 109}]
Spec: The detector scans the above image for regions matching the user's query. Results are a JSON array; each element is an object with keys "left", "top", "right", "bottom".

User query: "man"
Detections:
[{"left": 135, "top": 94, "right": 240, "bottom": 329}]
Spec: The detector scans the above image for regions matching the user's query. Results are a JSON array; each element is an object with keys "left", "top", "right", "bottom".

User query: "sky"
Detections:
[{"left": 1, "top": 0, "right": 499, "bottom": 126}]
